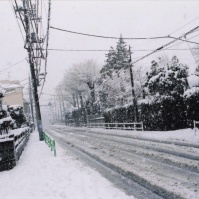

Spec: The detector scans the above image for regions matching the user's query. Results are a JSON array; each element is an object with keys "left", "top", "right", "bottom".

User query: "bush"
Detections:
[
  {"left": 8, "top": 105, "right": 27, "bottom": 129},
  {"left": 104, "top": 96, "right": 187, "bottom": 131}
]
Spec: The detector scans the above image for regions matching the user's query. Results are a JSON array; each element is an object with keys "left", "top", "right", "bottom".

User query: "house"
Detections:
[{"left": 0, "top": 80, "right": 30, "bottom": 115}]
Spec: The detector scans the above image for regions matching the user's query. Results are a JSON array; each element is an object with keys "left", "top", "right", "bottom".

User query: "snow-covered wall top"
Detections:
[
  {"left": 0, "top": 116, "right": 13, "bottom": 125},
  {"left": 1, "top": 83, "right": 23, "bottom": 89}
]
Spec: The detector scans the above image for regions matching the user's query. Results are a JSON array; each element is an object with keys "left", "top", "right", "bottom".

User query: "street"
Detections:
[{"left": 44, "top": 125, "right": 199, "bottom": 199}]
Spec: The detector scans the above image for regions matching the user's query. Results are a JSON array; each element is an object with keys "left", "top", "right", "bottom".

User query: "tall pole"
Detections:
[
  {"left": 29, "top": 77, "right": 35, "bottom": 124},
  {"left": 23, "top": 0, "right": 43, "bottom": 140},
  {"left": 129, "top": 46, "right": 138, "bottom": 122}
]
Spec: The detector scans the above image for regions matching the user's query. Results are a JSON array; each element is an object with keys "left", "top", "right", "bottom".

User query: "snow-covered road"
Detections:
[
  {"left": 0, "top": 131, "right": 135, "bottom": 199},
  {"left": 45, "top": 125, "right": 199, "bottom": 199}
]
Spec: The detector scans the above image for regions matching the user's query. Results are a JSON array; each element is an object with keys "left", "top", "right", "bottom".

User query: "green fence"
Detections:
[{"left": 43, "top": 132, "right": 56, "bottom": 157}]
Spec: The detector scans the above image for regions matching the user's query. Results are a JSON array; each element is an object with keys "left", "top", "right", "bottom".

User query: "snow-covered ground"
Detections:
[
  {"left": 0, "top": 131, "right": 134, "bottom": 199},
  {"left": 54, "top": 125, "right": 199, "bottom": 143}
]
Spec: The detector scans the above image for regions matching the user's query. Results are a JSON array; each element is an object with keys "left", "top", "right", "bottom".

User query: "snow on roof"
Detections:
[
  {"left": 187, "top": 75, "right": 199, "bottom": 88},
  {"left": 0, "top": 85, "right": 6, "bottom": 96},
  {"left": 1, "top": 83, "right": 23, "bottom": 90}
]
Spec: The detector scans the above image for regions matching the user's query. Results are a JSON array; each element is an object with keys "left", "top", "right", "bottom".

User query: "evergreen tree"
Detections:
[
  {"left": 98, "top": 35, "right": 131, "bottom": 109},
  {"left": 145, "top": 56, "right": 188, "bottom": 98},
  {"left": 0, "top": 87, "right": 14, "bottom": 134},
  {"left": 115, "top": 35, "right": 130, "bottom": 71},
  {"left": 100, "top": 47, "right": 117, "bottom": 79},
  {"left": 144, "top": 55, "right": 188, "bottom": 130}
]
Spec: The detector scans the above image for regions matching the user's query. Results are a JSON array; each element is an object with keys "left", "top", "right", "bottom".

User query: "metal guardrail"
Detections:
[
  {"left": 43, "top": 132, "right": 56, "bottom": 157},
  {"left": 87, "top": 122, "right": 144, "bottom": 131}
]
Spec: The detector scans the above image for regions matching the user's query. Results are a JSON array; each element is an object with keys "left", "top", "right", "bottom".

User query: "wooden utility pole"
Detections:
[
  {"left": 21, "top": 0, "right": 44, "bottom": 140},
  {"left": 28, "top": 77, "right": 35, "bottom": 125},
  {"left": 129, "top": 46, "right": 138, "bottom": 122}
]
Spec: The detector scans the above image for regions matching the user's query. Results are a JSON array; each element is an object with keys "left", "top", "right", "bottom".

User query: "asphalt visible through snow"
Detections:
[{"left": 44, "top": 125, "right": 199, "bottom": 199}]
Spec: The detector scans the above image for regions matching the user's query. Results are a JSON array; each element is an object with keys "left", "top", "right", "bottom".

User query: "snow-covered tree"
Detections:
[
  {"left": 141, "top": 56, "right": 189, "bottom": 130},
  {"left": 98, "top": 35, "right": 147, "bottom": 111},
  {"left": 0, "top": 87, "right": 14, "bottom": 134},
  {"left": 145, "top": 56, "right": 189, "bottom": 98},
  {"left": 183, "top": 66, "right": 199, "bottom": 126},
  {"left": 60, "top": 59, "right": 100, "bottom": 125}
]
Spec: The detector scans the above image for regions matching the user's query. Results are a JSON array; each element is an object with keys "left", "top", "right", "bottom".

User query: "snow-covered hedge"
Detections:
[
  {"left": 104, "top": 95, "right": 187, "bottom": 131},
  {"left": 8, "top": 105, "right": 27, "bottom": 129},
  {"left": 184, "top": 87, "right": 199, "bottom": 127}
]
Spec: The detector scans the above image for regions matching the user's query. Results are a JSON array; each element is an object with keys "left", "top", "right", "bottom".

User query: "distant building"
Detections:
[{"left": 0, "top": 80, "right": 30, "bottom": 115}]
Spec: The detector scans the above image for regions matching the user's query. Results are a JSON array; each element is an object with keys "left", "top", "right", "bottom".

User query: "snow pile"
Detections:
[
  {"left": 56, "top": 125, "right": 199, "bottom": 144},
  {"left": 184, "top": 87, "right": 199, "bottom": 98},
  {"left": 10, "top": 126, "right": 30, "bottom": 136},
  {"left": 187, "top": 75, "right": 199, "bottom": 88},
  {"left": 0, "top": 132, "right": 134, "bottom": 199},
  {"left": 0, "top": 116, "right": 13, "bottom": 124}
]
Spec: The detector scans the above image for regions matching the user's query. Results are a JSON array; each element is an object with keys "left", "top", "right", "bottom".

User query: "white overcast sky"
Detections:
[{"left": 0, "top": 0, "right": 199, "bottom": 104}]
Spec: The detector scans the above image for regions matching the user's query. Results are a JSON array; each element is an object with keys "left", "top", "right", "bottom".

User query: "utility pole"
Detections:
[
  {"left": 15, "top": 0, "right": 44, "bottom": 140},
  {"left": 129, "top": 46, "right": 138, "bottom": 122},
  {"left": 28, "top": 77, "right": 35, "bottom": 125}
]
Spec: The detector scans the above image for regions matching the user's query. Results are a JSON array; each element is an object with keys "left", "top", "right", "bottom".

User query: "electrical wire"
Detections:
[
  {"left": 132, "top": 26, "right": 199, "bottom": 64},
  {"left": 46, "top": 48, "right": 199, "bottom": 52},
  {"left": 39, "top": 0, "right": 52, "bottom": 98},
  {"left": 169, "top": 16, "right": 199, "bottom": 35},
  {"left": 9, "top": 0, "right": 25, "bottom": 42},
  {"left": 0, "top": 58, "right": 27, "bottom": 73},
  {"left": 168, "top": 36, "right": 199, "bottom": 45},
  {"left": 50, "top": 26, "right": 171, "bottom": 40},
  {"left": 163, "top": 32, "right": 199, "bottom": 50},
  {"left": 185, "top": 39, "right": 199, "bottom": 65},
  {"left": 96, "top": 26, "right": 199, "bottom": 90},
  {"left": 50, "top": 26, "right": 199, "bottom": 45}
]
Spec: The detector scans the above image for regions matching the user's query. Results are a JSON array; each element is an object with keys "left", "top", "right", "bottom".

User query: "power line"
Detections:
[
  {"left": 50, "top": 26, "right": 199, "bottom": 45},
  {"left": 39, "top": 0, "right": 52, "bottom": 98},
  {"left": 164, "top": 32, "right": 199, "bottom": 50},
  {"left": 50, "top": 26, "right": 171, "bottom": 40},
  {"left": 132, "top": 26, "right": 199, "bottom": 64},
  {"left": 9, "top": 0, "right": 25, "bottom": 42},
  {"left": 169, "top": 16, "right": 199, "bottom": 35},
  {"left": 0, "top": 57, "right": 27, "bottom": 73},
  {"left": 185, "top": 38, "right": 199, "bottom": 65},
  {"left": 168, "top": 36, "right": 199, "bottom": 45},
  {"left": 46, "top": 48, "right": 199, "bottom": 52}
]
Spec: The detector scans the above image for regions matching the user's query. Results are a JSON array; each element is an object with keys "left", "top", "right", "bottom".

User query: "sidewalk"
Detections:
[{"left": 0, "top": 131, "right": 134, "bottom": 199}]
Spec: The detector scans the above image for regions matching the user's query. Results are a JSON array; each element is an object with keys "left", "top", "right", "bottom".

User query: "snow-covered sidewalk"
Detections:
[{"left": 0, "top": 131, "right": 134, "bottom": 199}]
